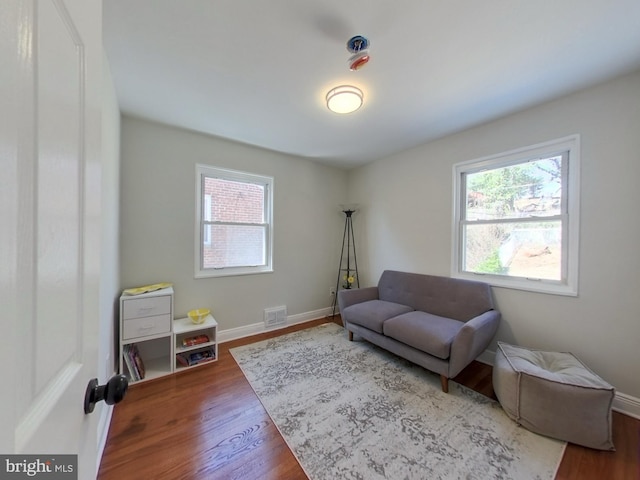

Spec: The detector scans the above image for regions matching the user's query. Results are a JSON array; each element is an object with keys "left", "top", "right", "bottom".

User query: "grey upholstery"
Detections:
[
  {"left": 493, "top": 342, "right": 615, "bottom": 451},
  {"left": 338, "top": 270, "right": 500, "bottom": 391},
  {"left": 343, "top": 300, "right": 413, "bottom": 334},
  {"left": 378, "top": 270, "right": 495, "bottom": 321},
  {"left": 384, "top": 312, "right": 464, "bottom": 360}
]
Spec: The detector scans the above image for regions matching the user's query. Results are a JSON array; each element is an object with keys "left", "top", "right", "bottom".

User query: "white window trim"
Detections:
[
  {"left": 203, "top": 194, "right": 212, "bottom": 246},
  {"left": 195, "top": 164, "right": 274, "bottom": 278},
  {"left": 451, "top": 135, "right": 580, "bottom": 296}
]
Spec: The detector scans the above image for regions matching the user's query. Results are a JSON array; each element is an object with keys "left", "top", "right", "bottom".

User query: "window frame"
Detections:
[
  {"left": 195, "top": 164, "right": 274, "bottom": 278},
  {"left": 452, "top": 135, "right": 580, "bottom": 296},
  {"left": 203, "top": 193, "right": 212, "bottom": 246}
]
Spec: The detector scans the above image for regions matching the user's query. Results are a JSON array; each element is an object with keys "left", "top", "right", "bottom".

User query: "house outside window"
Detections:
[
  {"left": 452, "top": 135, "right": 580, "bottom": 296},
  {"left": 195, "top": 165, "right": 273, "bottom": 278}
]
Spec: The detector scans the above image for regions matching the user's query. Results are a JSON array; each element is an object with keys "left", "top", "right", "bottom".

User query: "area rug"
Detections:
[{"left": 230, "top": 323, "right": 566, "bottom": 480}]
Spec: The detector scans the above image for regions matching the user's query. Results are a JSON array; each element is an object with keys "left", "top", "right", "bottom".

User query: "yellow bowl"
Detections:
[{"left": 188, "top": 308, "right": 210, "bottom": 324}]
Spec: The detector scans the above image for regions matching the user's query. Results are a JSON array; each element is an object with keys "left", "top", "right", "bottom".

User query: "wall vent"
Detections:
[{"left": 264, "top": 306, "right": 287, "bottom": 328}]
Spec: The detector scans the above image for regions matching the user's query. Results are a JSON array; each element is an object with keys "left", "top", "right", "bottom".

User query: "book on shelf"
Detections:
[
  {"left": 131, "top": 344, "right": 146, "bottom": 379},
  {"left": 187, "top": 348, "right": 215, "bottom": 365},
  {"left": 182, "top": 334, "right": 210, "bottom": 347},
  {"left": 123, "top": 344, "right": 146, "bottom": 381},
  {"left": 123, "top": 345, "right": 139, "bottom": 381},
  {"left": 177, "top": 348, "right": 216, "bottom": 367},
  {"left": 176, "top": 353, "right": 189, "bottom": 368}
]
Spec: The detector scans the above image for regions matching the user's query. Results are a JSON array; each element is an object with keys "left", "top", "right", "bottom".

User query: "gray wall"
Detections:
[
  {"left": 347, "top": 70, "right": 640, "bottom": 398},
  {"left": 120, "top": 117, "right": 347, "bottom": 329},
  {"left": 99, "top": 53, "right": 120, "bottom": 383},
  {"left": 98, "top": 50, "right": 121, "bottom": 468}
]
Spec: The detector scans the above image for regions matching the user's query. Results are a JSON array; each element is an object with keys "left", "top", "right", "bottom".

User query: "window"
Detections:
[
  {"left": 195, "top": 165, "right": 273, "bottom": 278},
  {"left": 452, "top": 135, "right": 580, "bottom": 295}
]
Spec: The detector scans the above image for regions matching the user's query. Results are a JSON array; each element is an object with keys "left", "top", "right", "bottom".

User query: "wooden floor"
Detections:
[{"left": 98, "top": 317, "right": 639, "bottom": 480}]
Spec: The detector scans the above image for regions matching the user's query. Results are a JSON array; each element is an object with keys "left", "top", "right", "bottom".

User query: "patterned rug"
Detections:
[{"left": 230, "top": 323, "right": 566, "bottom": 480}]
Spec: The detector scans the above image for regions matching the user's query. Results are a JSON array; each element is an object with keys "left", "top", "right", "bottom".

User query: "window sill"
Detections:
[
  {"left": 452, "top": 271, "right": 578, "bottom": 297},
  {"left": 195, "top": 266, "right": 274, "bottom": 279}
]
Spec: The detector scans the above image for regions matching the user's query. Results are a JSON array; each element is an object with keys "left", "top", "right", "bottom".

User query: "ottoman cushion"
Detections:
[{"left": 493, "top": 342, "right": 615, "bottom": 451}]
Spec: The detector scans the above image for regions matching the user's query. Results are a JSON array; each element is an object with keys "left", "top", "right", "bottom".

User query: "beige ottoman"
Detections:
[{"left": 493, "top": 342, "right": 615, "bottom": 450}]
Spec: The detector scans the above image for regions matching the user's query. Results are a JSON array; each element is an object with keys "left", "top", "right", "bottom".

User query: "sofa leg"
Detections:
[
  {"left": 348, "top": 330, "right": 353, "bottom": 341},
  {"left": 440, "top": 375, "right": 449, "bottom": 393}
]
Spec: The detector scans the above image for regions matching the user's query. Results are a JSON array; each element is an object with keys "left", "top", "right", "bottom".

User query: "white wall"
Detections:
[
  {"left": 99, "top": 52, "right": 120, "bottom": 382},
  {"left": 97, "top": 50, "right": 120, "bottom": 466},
  {"left": 348, "top": 70, "right": 640, "bottom": 399},
  {"left": 120, "top": 117, "right": 348, "bottom": 330}
]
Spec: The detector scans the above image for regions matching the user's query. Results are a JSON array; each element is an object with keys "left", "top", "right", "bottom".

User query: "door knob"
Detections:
[{"left": 84, "top": 374, "right": 129, "bottom": 414}]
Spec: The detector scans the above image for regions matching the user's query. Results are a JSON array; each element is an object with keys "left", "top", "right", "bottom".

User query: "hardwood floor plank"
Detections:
[
  {"left": 556, "top": 411, "right": 640, "bottom": 480},
  {"left": 98, "top": 316, "right": 640, "bottom": 480}
]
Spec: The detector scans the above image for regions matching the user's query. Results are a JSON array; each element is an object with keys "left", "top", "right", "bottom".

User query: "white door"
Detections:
[{"left": 1, "top": 0, "right": 104, "bottom": 478}]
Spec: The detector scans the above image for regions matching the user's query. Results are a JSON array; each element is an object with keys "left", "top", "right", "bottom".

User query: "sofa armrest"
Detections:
[
  {"left": 448, "top": 310, "right": 501, "bottom": 378},
  {"left": 337, "top": 287, "right": 379, "bottom": 314}
]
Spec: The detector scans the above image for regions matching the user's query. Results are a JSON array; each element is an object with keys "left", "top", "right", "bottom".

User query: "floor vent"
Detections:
[{"left": 264, "top": 306, "right": 287, "bottom": 328}]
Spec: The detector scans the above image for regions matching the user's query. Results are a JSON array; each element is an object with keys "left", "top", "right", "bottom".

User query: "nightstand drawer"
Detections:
[
  {"left": 123, "top": 314, "right": 171, "bottom": 340},
  {"left": 122, "top": 295, "right": 171, "bottom": 320}
]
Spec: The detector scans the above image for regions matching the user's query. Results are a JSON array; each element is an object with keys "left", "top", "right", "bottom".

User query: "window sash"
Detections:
[
  {"left": 462, "top": 153, "right": 567, "bottom": 222},
  {"left": 460, "top": 219, "right": 565, "bottom": 282},
  {"left": 204, "top": 176, "right": 266, "bottom": 224},
  {"left": 201, "top": 223, "right": 268, "bottom": 269},
  {"left": 203, "top": 194, "right": 212, "bottom": 245}
]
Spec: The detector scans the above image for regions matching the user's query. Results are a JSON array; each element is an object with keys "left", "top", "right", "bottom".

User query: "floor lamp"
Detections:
[{"left": 332, "top": 206, "right": 360, "bottom": 317}]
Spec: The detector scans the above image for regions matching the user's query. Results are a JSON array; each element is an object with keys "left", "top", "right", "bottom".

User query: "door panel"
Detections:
[
  {"left": 36, "top": 0, "right": 83, "bottom": 394},
  {"left": 2, "top": 1, "right": 103, "bottom": 477}
]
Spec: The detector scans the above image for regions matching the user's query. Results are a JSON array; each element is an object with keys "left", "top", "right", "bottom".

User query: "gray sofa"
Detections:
[{"left": 338, "top": 270, "right": 500, "bottom": 392}]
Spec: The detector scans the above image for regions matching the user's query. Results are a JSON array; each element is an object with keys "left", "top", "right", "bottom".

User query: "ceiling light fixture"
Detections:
[{"left": 326, "top": 85, "right": 363, "bottom": 114}]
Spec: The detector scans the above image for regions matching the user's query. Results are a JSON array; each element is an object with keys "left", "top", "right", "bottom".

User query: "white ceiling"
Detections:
[{"left": 103, "top": 1, "right": 640, "bottom": 169}]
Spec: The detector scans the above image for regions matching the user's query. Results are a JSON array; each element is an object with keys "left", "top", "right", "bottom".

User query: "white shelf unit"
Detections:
[
  {"left": 174, "top": 314, "right": 218, "bottom": 372},
  {"left": 119, "top": 287, "right": 174, "bottom": 384}
]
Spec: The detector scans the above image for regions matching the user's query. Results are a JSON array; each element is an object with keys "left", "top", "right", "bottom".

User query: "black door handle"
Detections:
[{"left": 84, "top": 374, "right": 128, "bottom": 414}]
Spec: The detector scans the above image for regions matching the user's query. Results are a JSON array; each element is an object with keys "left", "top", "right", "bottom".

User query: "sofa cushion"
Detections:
[
  {"left": 343, "top": 300, "right": 413, "bottom": 334},
  {"left": 383, "top": 311, "right": 465, "bottom": 360},
  {"left": 377, "top": 270, "right": 494, "bottom": 321}
]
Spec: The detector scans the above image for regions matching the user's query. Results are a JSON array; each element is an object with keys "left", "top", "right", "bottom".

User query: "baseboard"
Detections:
[
  {"left": 477, "top": 349, "right": 496, "bottom": 366},
  {"left": 612, "top": 392, "right": 640, "bottom": 420},
  {"left": 477, "top": 348, "right": 640, "bottom": 420},
  {"left": 96, "top": 403, "right": 114, "bottom": 475},
  {"left": 218, "top": 307, "right": 334, "bottom": 344}
]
